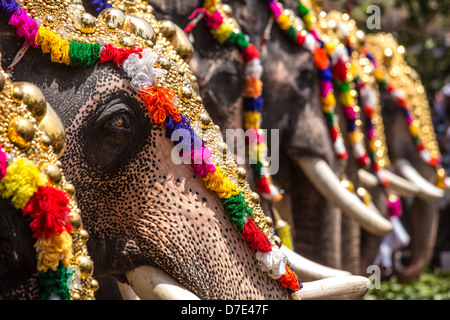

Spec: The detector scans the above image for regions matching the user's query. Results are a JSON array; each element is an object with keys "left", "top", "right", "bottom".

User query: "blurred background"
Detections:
[{"left": 323, "top": 0, "right": 450, "bottom": 299}]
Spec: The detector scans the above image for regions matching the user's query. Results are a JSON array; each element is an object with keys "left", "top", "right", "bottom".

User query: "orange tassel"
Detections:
[
  {"left": 279, "top": 265, "right": 302, "bottom": 292},
  {"left": 313, "top": 48, "right": 330, "bottom": 71},
  {"left": 139, "top": 86, "right": 181, "bottom": 126},
  {"left": 243, "top": 78, "right": 263, "bottom": 99}
]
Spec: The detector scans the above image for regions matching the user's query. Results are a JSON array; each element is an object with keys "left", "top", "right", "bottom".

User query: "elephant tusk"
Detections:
[
  {"left": 379, "top": 169, "right": 420, "bottom": 198},
  {"left": 116, "top": 281, "right": 141, "bottom": 300},
  {"left": 395, "top": 159, "right": 444, "bottom": 202},
  {"left": 445, "top": 177, "right": 450, "bottom": 191},
  {"left": 125, "top": 265, "right": 201, "bottom": 300},
  {"left": 294, "top": 275, "right": 371, "bottom": 300},
  {"left": 280, "top": 245, "right": 351, "bottom": 281},
  {"left": 357, "top": 169, "right": 379, "bottom": 188},
  {"left": 358, "top": 168, "right": 420, "bottom": 198},
  {"left": 295, "top": 156, "right": 392, "bottom": 236}
]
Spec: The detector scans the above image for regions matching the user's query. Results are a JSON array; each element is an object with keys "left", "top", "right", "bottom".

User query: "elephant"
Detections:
[
  {"left": 147, "top": 0, "right": 443, "bottom": 283},
  {"left": 148, "top": 0, "right": 391, "bottom": 278},
  {"left": 0, "top": 0, "right": 374, "bottom": 300}
]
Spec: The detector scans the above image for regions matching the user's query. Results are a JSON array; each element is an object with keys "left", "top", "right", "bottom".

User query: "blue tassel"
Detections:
[{"left": 0, "top": 0, "right": 19, "bottom": 19}]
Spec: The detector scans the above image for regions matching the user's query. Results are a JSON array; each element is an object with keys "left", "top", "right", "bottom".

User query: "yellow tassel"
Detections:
[
  {"left": 204, "top": 0, "right": 219, "bottom": 13},
  {"left": 276, "top": 14, "right": 291, "bottom": 30},
  {"left": 35, "top": 231, "right": 73, "bottom": 272},
  {"left": 0, "top": 158, "right": 47, "bottom": 209},
  {"left": 348, "top": 131, "right": 359, "bottom": 144},
  {"left": 201, "top": 168, "right": 240, "bottom": 199},
  {"left": 211, "top": 23, "right": 233, "bottom": 44},
  {"left": 244, "top": 111, "right": 261, "bottom": 130},
  {"left": 339, "top": 90, "right": 355, "bottom": 106},
  {"left": 409, "top": 123, "right": 418, "bottom": 136},
  {"left": 374, "top": 70, "right": 383, "bottom": 82},
  {"left": 321, "top": 92, "right": 336, "bottom": 108},
  {"left": 35, "top": 26, "right": 71, "bottom": 65}
]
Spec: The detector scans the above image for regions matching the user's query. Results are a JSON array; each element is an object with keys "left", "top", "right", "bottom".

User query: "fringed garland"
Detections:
[
  {"left": 297, "top": 0, "right": 371, "bottom": 167},
  {"left": 266, "top": 0, "right": 348, "bottom": 160},
  {"left": 187, "top": 5, "right": 283, "bottom": 202},
  {"left": 1, "top": 0, "right": 302, "bottom": 295},
  {"left": 0, "top": 148, "right": 73, "bottom": 300}
]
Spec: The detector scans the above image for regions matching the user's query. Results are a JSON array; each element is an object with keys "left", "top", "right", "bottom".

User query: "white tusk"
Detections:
[
  {"left": 358, "top": 169, "right": 379, "bottom": 188},
  {"left": 280, "top": 245, "right": 351, "bottom": 281},
  {"left": 294, "top": 275, "right": 371, "bottom": 300},
  {"left": 296, "top": 156, "right": 392, "bottom": 236},
  {"left": 126, "top": 265, "right": 201, "bottom": 300},
  {"left": 395, "top": 159, "right": 444, "bottom": 202},
  {"left": 446, "top": 177, "right": 450, "bottom": 191},
  {"left": 379, "top": 169, "right": 420, "bottom": 198},
  {"left": 358, "top": 168, "right": 420, "bottom": 198},
  {"left": 116, "top": 281, "right": 141, "bottom": 300}
]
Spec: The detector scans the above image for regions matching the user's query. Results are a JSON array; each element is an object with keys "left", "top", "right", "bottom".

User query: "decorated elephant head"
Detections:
[
  {"left": 0, "top": 61, "right": 96, "bottom": 299},
  {"left": 1, "top": 0, "right": 333, "bottom": 300}
]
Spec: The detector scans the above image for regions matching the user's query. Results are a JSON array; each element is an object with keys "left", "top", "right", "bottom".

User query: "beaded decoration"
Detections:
[
  {"left": 0, "top": 63, "right": 96, "bottom": 299},
  {"left": 1, "top": 0, "right": 302, "bottom": 296},
  {"left": 185, "top": 1, "right": 283, "bottom": 203},
  {"left": 362, "top": 33, "right": 445, "bottom": 187}
]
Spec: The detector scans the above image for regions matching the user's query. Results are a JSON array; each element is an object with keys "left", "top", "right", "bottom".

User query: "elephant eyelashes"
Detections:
[{"left": 85, "top": 99, "right": 146, "bottom": 172}]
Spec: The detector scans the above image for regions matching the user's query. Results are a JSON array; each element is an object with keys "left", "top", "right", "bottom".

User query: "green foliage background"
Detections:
[{"left": 365, "top": 268, "right": 450, "bottom": 300}]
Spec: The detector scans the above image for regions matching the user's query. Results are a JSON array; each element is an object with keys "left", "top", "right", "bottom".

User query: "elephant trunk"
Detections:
[{"left": 295, "top": 156, "right": 392, "bottom": 236}]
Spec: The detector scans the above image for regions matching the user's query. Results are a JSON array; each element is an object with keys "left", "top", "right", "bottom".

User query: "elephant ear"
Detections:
[{"left": 0, "top": 61, "right": 97, "bottom": 300}]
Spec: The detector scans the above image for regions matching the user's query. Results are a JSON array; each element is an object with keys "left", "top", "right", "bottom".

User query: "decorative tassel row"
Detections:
[
  {"left": 300, "top": 0, "right": 370, "bottom": 166},
  {"left": 199, "top": 2, "right": 283, "bottom": 203},
  {"left": 0, "top": 147, "right": 73, "bottom": 299},
  {"left": 193, "top": 1, "right": 301, "bottom": 294},
  {"left": 266, "top": 0, "right": 348, "bottom": 160}
]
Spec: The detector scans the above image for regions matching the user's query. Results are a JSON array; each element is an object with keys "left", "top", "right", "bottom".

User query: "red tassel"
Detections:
[
  {"left": 242, "top": 218, "right": 272, "bottom": 252},
  {"left": 99, "top": 44, "right": 144, "bottom": 67},
  {"left": 241, "top": 43, "right": 260, "bottom": 63},
  {"left": 139, "top": 86, "right": 181, "bottom": 126},
  {"left": 23, "top": 186, "right": 72, "bottom": 239},
  {"left": 255, "top": 177, "right": 271, "bottom": 194},
  {"left": 332, "top": 59, "right": 348, "bottom": 82}
]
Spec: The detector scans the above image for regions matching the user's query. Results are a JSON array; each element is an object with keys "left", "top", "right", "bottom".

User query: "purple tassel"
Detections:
[
  {"left": 90, "top": 0, "right": 112, "bottom": 16},
  {"left": 0, "top": 0, "right": 19, "bottom": 19},
  {"left": 164, "top": 114, "right": 216, "bottom": 177}
]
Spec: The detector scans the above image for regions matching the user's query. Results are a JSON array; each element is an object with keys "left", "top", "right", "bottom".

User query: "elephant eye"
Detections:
[{"left": 85, "top": 98, "right": 146, "bottom": 172}]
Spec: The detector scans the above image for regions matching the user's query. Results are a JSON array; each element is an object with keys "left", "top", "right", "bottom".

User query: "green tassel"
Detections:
[
  {"left": 226, "top": 32, "right": 250, "bottom": 51},
  {"left": 221, "top": 193, "right": 253, "bottom": 232},
  {"left": 298, "top": 1, "right": 310, "bottom": 17},
  {"left": 69, "top": 41, "right": 101, "bottom": 67},
  {"left": 38, "top": 263, "right": 72, "bottom": 300},
  {"left": 286, "top": 25, "right": 298, "bottom": 39},
  {"left": 252, "top": 162, "right": 264, "bottom": 179}
]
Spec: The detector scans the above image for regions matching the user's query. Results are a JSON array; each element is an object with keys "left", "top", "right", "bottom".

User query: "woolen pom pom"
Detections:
[
  {"left": 23, "top": 185, "right": 72, "bottom": 239},
  {"left": 0, "top": 158, "right": 47, "bottom": 209}
]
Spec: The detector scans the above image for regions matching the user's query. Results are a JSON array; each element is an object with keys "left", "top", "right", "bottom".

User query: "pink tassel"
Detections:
[{"left": 9, "top": 8, "right": 39, "bottom": 48}]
